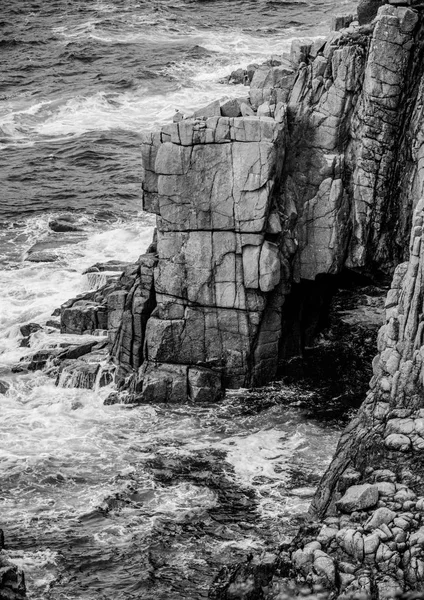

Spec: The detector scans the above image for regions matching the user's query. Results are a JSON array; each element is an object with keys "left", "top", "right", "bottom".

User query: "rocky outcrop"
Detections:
[
  {"left": 0, "top": 532, "right": 26, "bottom": 600},
  {"left": 135, "top": 113, "right": 289, "bottom": 400},
  {"left": 205, "top": 5, "right": 424, "bottom": 597},
  {"left": 103, "top": 3, "right": 423, "bottom": 406}
]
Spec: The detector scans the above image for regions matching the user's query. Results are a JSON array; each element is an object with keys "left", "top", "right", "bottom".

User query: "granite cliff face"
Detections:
[
  {"left": 106, "top": 3, "right": 422, "bottom": 407},
  {"left": 106, "top": 3, "right": 424, "bottom": 597}
]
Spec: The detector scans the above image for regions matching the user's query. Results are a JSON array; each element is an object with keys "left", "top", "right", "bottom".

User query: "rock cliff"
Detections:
[
  {"left": 105, "top": 1, "right": 424, "bottom": 597},
  {"left": 105, "top": 2, "right": 422, "bottom": 407},
  {"left": 207, "top": 4, "right": 424, "bottom": 599}
]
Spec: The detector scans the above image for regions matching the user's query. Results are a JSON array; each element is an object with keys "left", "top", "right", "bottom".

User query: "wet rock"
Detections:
[
  {"left": 19, "top": 323, "right": 42, "bottom": 338},
  {"left": 57, "top": 354, "right": 112, "bottom": 389},
  {"left": 0, "top": 380, "right": 10, "bottom": 394},
  {"left": 27, "top": 348, "right": 62, "bottom": 371},
  {"left": 26, "top": 232, "right": 86, "bottom": 263},
  {"left": 83, "top": 260, "right": 133, "bottom": 273},
  {"left": 227, "top": 67, "right": 246, "bottom": 85},
  {"left": 57, "top": 340, "right": 99, "bottom": 361},
  {"left": 49, "top": 217, "right": 82, "bottom": 232},
  {"left": 61, "top": 299, "right": 107, "bottom": 335},
  {"left": 0, "top": 553, "right": 26, "bottom": 599},
  {"left": 25, "top": 250, "right": 59, "bottom": 263},
  {"left": 45, "top": 319, "right": 60, "bottom": 329},
  {"left": 336, "top": 484, "right": 379, "bottom": 513}
]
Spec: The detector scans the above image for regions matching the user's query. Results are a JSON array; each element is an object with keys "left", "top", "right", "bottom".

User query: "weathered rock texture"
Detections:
[
  {"left": 105, "top": 3, "right": 424, "bottom": 407},
  {"left": 137, "top": 115, "right": 288, "bottom": 398},
  {"left": 208, "top": 5, "right": 424, "bottom": 598}
]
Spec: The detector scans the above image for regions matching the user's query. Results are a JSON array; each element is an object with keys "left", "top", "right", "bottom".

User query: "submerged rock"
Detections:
[{"left": 49, "top": 217, "right": 82, "bottom": 232}]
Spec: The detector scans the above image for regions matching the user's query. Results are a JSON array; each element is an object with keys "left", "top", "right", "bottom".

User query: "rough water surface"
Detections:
[{"left": 1, "top": 0, "right": 357, "bottom": 597}]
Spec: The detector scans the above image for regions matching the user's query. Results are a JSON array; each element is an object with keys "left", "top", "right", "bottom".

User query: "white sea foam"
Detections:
[
  {"left": 0, "top": 214, "right": 154, "bottom": 367},
  {"left": 0, "top": 26, "right": 296, "bottom": 144}
]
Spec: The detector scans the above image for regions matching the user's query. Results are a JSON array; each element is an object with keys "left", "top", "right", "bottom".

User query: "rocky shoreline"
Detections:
[{"left": 4, "top": 0, "right": 424, "bottom": 598}]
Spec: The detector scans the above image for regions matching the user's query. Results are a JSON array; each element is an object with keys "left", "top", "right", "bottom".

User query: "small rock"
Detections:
[
  {"left": 363, "top": 532, "right": 381, "bottom": 555},
  {"left": 228, "top": 67, "right": 246, "bottom": 85},
  {"left": 336, "top": 484, "right": 379, "bottom": 513},
  {"left": 317, "top": 526, "right": 338, "bottom": 545},
  {"left": 410, "top": 526, "right": 424, "bottom": 547},
  {"left": 20, "top": 323, "right": 42, "bottom": 338},
  {"left": 374, "top": 469, "right": 396, "bottom": 483},
  {"left": 220, "top": 98, "right": 242, "bottom": 118},
  {"left": 393, "top": 517, "right": 410, "bottom": 531},
  {"left": 339, "top": 561, "right": 356, "bottom": 574},
  {"left": 394, "top": 488, "right": 416, "bottom": 503},
  {"left": 173, "top": 110, "right": 184, "bottom": 123},
  {"left": 416, "top": 498, "right": 424, "bottom": 511},
  {"left": 314, "top": 553, "right": 336, "bottom": 584},
  {"left": 194, "top": 100, "right": 221, "bottom": 119},
  {"left": 385, "top": 433, "right": 411, "bottom": 451},
  {"left": 240, "top": 102, "right": 255, "bottom": 116},
  {"left": 376, "top": 481, "right": 396, "bottom": 497},
  {"left": 49, "top": 218, "right": 82, "bottom": 233},
  {"left": 364, "top": 507, "right": 396, "bottom": 531},
  {"left": 0, "top": 380, "right": 10, "bottom": 394},
  {"left": 339, "top": 572, "right": 355, "bottom": 590}
]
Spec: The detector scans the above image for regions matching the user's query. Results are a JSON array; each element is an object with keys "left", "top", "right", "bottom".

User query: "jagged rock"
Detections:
[
  {"left": 332, "top": 14, "right": 356, "bottom": 30},
  {"left": 220, "top": 98, "right": 244, "bottom": 118},
  {"left": 249, "top": 65, "right": 295, "bottom": 108},
  {"left": 336, "top": 484, "right": 379, "bottom": 513},
  {"left": 45, "top": 319, "right": 60, "bottom": 329},
  {"left": 56, "top": 340, "right": 99, "bottom": 361},
  {"left": 227, "top": 67, "right": 246, "bottom": 85},
  {"left": 19, "top": 323, "right": 42, "bottom": 338},
  {"left": 110, "top": 254, "right": 157, "bottom": 385},
  {"left": 138, "top": 114, "right": 287, "bottom": 395},
  {"left": 0, "top": 553, "right": 26, "bottom": 599},
  {"left": 0, "top": 380, "right": 10, "bottom": 394},
  {"left": 193, "top": 100, "right": 221, "bottom": 119},
  {"left": 83, "top": 260, "right": 132, "bottom": 273},
  {"left": 57, "top": 350, "right": 112, "bottom": 389},
  {"left": 240, "top": 102, "right": 255, "bottom": 116},
  {"left": 61, "top": 299, "right": 107, "bottom": 334}
]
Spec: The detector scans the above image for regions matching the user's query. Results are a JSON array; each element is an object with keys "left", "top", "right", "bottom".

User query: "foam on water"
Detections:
[
  {"left": 0, "top": 213, "right": 155, "bottom": 367},
  {"left": 0, "top": 0, "right": 350, "bottom": 595},
  {"left": 0, "top": 23, "right": 298, "bottom": 145}
]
